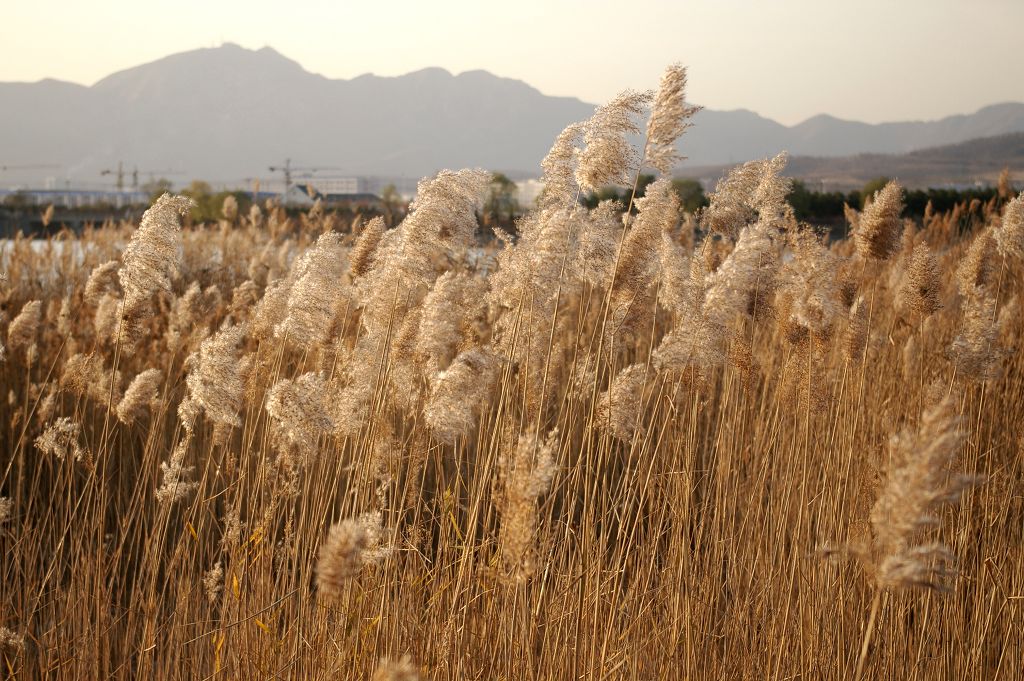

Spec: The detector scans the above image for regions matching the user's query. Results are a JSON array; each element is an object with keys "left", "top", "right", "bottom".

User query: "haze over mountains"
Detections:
[{"left": 1, "top": 43, "right": 1023, "bottom": 187}]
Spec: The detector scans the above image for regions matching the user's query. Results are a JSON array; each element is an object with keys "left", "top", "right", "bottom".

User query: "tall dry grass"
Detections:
[{"left": 0, "top": 64, "right": 1022, "bottom": 680}]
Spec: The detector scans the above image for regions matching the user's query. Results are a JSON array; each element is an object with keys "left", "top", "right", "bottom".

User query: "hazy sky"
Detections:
[{"left": 2, "top": 0, "right": 1021, "bottom": 125}]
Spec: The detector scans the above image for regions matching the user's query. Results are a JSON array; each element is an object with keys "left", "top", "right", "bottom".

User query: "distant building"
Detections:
[
  {"left": 284, "top": 184, "right": 381, "bottom": 210},
  {"left": 0, "top": 188, "right": 148, "bottom": 209},
  {"left": 306, "top": 177, "right": 363, "bottom": 195}
]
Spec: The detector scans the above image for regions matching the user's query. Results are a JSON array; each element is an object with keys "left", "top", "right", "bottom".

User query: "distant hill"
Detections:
[
  {"left": 678, "top": 133, "right": 1024, "bottom": 191},
  {"left": 1, "top": 43, "right": 1023, "bottom": 185}
]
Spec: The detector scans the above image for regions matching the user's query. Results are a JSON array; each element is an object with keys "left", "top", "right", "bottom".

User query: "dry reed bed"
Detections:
[{"left": 0, "top": 65, "right": 1022, "bottom": 679}]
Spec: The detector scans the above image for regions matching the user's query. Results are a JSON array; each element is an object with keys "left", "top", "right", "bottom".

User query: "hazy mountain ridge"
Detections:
[
  {"left": 1, "top": 43, "right": 1022, "bottom": 183},
  {"left": 679, "top": 132, "right": 1024, "bottom": 190}
]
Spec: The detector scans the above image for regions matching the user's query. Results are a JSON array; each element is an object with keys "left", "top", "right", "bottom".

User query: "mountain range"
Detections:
[
  {"left": 679, "top": 133, "right": 1024, "bottom": 191},
  {"left": 1, "top": 43, "right": 1023, "bottom": 186}
]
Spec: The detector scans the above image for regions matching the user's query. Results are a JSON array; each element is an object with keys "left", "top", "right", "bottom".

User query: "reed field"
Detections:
[{"left": 1, "top": 65, "right": 1022, "bottom": 680}]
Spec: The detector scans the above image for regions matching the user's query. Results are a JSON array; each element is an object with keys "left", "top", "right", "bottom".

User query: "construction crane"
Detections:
[
  {"left": 100, "top": 162, "right": 126, "bottom": 191},
  {"left": 268, "top": 159, "right": 342, "bottom": 196},
  {"left": 101, "top": 163, "right": 182, "bottom": 191}
]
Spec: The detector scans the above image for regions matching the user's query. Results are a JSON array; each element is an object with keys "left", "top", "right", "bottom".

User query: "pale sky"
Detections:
[{"left": 2, "top": 0, "right": 1021, "bottom": 126}]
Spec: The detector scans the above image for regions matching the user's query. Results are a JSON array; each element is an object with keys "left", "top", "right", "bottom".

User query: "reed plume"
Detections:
[
  {"left": 498, "top": 427, "right": 557, "bottom": 581},
  {"left": 156, "top": 440, "right": 198, "bottom": 505},
  {"left": 35, "top": 416, "right": 87, "bottom": 463},
  {"left": 900, "top": 242, "right": 942, "bottom": 318},
  {"left": 183, "top": 322, "right": 252, "bottom": 431},
  {"left": 119, "top": 193, "right": 194, "bottom": 314},
  {"left": 116, "top": 368, "right": 162, "bottom": 425},
  {"left": 265, "top": 372, "right": 332, "bottom": 449},
  {"left": 994, "top": 191, "right": 1023, "bottom": 260},
  {"left": 7, "top": 299, "right": 41, "bottom": 360},
  {"left": 854, "top": 180, "right": 904, "bottom": 260},
  {"left": 870, "top": 395, "right": 980, "bottom": 591},
  {"left": 423, "top": 346, "right": 499, "bottom": 444},
  {"left": 371, "top": 655, "right": 421, "bottom": 681},
  {"left": 349, "top": 216, "right": 386, "bottom": 278},
  {"left": 576, "top": 90, "right": 651, "bottom": 193},
  {"left": 540, "top": 122, "right": 584, "bottom": 208},
  {"left": 277, "top": 231, "right": 350, "bottom": 348},
  {"left": 316, "top": 511, "right": 390, "bottom": 596},
  {"left": 643, "top": 63, "right": 701, "bottom": 173}
]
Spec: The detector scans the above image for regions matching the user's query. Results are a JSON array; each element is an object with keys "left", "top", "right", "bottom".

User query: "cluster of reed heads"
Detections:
[{"left": 1, "top": 64, "right": 1022, "bottom": 680}]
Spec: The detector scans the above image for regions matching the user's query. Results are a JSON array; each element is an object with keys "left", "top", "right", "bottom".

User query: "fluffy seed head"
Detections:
[
  {"left": 116, "top": 368, "right": 162, "bottom": 425},
  {"left": 498, "top": 428, "right": 558, "bottom": 581},
  {"left": 119, "top": 193, "right": 193, "bottom": 313},
  {"left": 316, "top": 512, "right": 389, "bottom": 596},
  {"left": 870, "top": 395, "right": 980, "bottom": 591},
  {"left": 854, "top": 181, "right": 904, "bottom": 260},
  {"left": 994, "top": 191, "right": 1024, "bottom": 260},
  {"left": 644, "top": 63, "right": 701, "bottom": 174},
  {"left": 901, "top": 242, "right": 943, "bottom": 318},
  {"left": 576, "top": 90, "right": 651, "bottom": 193},
  {"left": 371, "top": 656, "right": 421, "bottom": 681}
]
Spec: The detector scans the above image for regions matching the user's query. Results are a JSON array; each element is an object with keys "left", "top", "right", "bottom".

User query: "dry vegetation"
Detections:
[{"left": 1, "top": 64, "right": 1023, "bottom": 680}]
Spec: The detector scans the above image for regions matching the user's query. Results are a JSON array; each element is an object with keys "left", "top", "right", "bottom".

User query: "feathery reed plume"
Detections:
[
  {"left": 844, "top": 295, "right": 869, "bottom": 363},
  {"left": 119, "top": 193, "right": 194, "bottom": 314},
  {"left": 358, "top": 169, "right": 489, "bottom": 338},
  {"left": 540, "top": 122, "right": 584, "bottom": 208},
  {"left": 901, "top": 334, "right": 921, "bottom": 382},
  {"left": 423, "top": 346, "right": 499, "bottom": 444},
  {"left": 56, "top": 296, "right": 72, "bottom": 338},
  {"left": 900, "top": 242, "right": 942, "bottom": 318},
  {"left": 316, "top": 511, "right": 390, "bottom": 596},
  {"left": 265, "top": 372, "right": 333, "bottom": 449},
  {"left": 416, "top": 271, "right": 486, "bottom": 377},
  {"left": 870, "top": 395, "right": 980, "bottom": 591},
  {"left": 277, "top": 231, "right": 350, "bottom": 348},
  {"left": 387, "top": 307, "right": 426, "bottom": 413},
  {"left": 116, "top": 368, "right": 162, "bottom": 425},
  {"left": 576, "top": 200, "right": 622, "bottom": 286},
  {"left": 93, "top": 293, "right": 122, "bottom": 346},
  {"left": 703, "top": 221, "right": 778, "bottom": 333},
  {"left": 702, "top": 154, "right": 790, "bottom": 239},
  {"left": 165, "top": 282, "right": 216, "bottom": 352},
  {"left": 498, "top": 428, "right": 557, "bottom": 581},
  {"left": 950, "top": 288, "right": 1001, "bottom": 381},
  {"left": 349, "top": 216, "right": 386, "bottom": 278},
  {"left": 250, "top": 278, "right": 291, "bottom": 341},
  {"left": 36, "top": 416, "right": 87, "bottom": 463},
  {"left": 488, "top": 207, "right": 581, "bottom": 382},
  {"left": 371, "top": 655, "right": 421, "bottom": 681},
  {"left": 994, "top": 191, "right": 1023, "bottom": 260},
  {"left": 7, "top": 299, "right": 41, "bottom": 360},
  {"left": 156, "top": 440, "right": 198, "bottom": 505},
  {"left": 183, "top": 323, "right": 252, "bottom": 431},
  {"left": 0, "top": 497, "right": 12, "bottom": 523},
  {"left": 777, "top": 231, "right": 841, "bottom": 342},
  {"left": 0, "top": 627, "right": 25, "bottom": 655},
  {"left": 575, "top": 90, "right": 651, "bottom": 193},
  {"left": 84, "top": 260, "right": 120, "bottom": 305},
  {"left": 658, "top": 227, "right": 694, "bottom": 312},
  {"left": 62, "top": 352, "right": 122, "bottom": 406},
  {"left": 228, "top": 279, "right": 260, "bottom": 322},
  {"left": 41, "top": 203, "right": 54, "bottom": 228},
  {"left": 596, "top": 363, "right": 648, "bottom": 442},
  {"left": 956, "top": 228, "right": 997, "bottom": 295},
  {"left": 606, "top": 179, "right": 680, "bottom": 345},
  {"left": 221, "top": 194, "right": 238, "bottom": 222},
  {"left": 643, "top": 63, "right": 700, "bottom": 174},
  {"left": 854, "top": 180, "right": 904, "bottom": 260},
  {"left": 203, "top": 562, "right": 223, "bottom": 604}
]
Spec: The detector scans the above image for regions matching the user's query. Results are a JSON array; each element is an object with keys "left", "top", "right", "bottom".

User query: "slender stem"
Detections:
[{"left": 855, "top": 590, "right": 883, "bottom": 680}]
